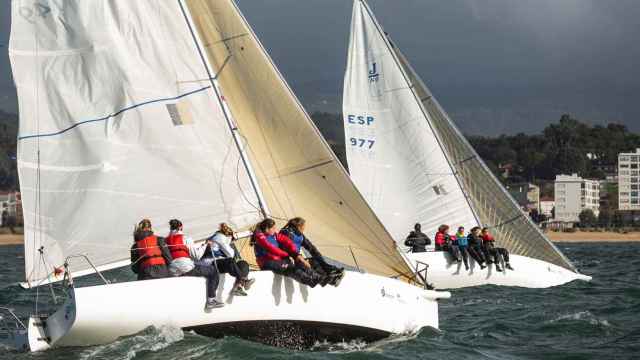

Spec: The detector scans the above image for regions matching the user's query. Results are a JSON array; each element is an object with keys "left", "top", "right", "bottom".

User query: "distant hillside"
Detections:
[{"left": 0, "top": 110, "right": 17, "bottom": 191}]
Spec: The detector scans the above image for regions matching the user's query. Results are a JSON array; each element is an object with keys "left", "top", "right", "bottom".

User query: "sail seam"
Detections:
[{"left": 17, "top": 85, "right": 211, "bottom": 141}]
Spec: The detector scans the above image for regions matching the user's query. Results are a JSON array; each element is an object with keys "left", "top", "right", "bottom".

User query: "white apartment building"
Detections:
[
  {"left": 619, "top": 149, "right": 640, "bottom": 210},
  {"left": 554, "top": 174, "right": 600, "bottom": 222}
]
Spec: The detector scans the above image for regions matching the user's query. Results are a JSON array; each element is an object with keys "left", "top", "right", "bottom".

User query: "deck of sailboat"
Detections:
[{"left": 409, "top": 251, "right": 591, "bottom": 289}]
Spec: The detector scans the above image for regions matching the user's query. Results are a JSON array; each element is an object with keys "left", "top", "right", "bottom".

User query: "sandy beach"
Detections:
[
  {"left": 546, "top": 231, "right": 640, "bottom": 242},
  {"left": 0, "top": 234, "right": 24, "bottom": 245}
]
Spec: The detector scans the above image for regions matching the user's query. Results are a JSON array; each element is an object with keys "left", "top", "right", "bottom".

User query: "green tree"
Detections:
[{"left": 579, "top": 209, "right": 597, "bottom": 227}]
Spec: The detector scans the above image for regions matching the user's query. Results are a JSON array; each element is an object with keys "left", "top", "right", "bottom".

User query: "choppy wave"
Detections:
[{"left": 78, "top": 326, "right": 185, "bottom": 360}]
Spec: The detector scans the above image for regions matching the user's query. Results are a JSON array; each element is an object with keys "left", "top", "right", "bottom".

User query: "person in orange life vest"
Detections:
[
  {"left": 280, "top": 217, "right": 345, "bottom": 287},
  {"left": 252, "top": 218, "right": 323, "bottom": 288},
  {"left": 130, "top": 219, "right": 171, "bottom": 281},
  {"left": 434, "top": 224, "right": 462, "bottom": 263},
  {"left": 203, "top": 223, "right": 255, "bottom": 296},
  {"left": 165, "top": 219, "right": 224, "bottom": 310},
  {"left": 481, "top": 227, "right": 514, "bottom": 272}
]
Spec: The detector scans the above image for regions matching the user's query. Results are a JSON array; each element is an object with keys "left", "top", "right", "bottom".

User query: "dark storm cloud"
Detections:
[{"left": 1, "top": 0, "right": 639, "bottom": 134}]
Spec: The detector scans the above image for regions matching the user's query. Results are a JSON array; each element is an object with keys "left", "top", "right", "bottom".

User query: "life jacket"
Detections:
[
  {"left": 284, "top": 228, "right": 304, "bottom": 253},
  {"left": 456, "top": 233, "right": 468, "bottom": 247},
  {"left": 165, "top": 232, "right": 190, "bottom": 260},
  {"left": 135, "top": 235, "right": 166, "bottom": 269},
  {"left": 254, "top": 233, "right": 280, "bottom": 259}
]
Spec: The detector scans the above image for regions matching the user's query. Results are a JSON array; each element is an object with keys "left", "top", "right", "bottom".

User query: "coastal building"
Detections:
[
  {"left": 508, "top": 183, "right": 540, "bottom": 211},
  {"left": 540, "top": 196, "right": 555, "bottom": 218},
  {"left": 618, "top": 149, "right": 640, "bottom": 211},
  {"left": 554, "top": 174, "right": 600, "bottom": 223}
]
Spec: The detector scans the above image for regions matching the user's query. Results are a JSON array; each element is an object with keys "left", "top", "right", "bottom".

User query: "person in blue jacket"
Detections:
[
  {"left": 455, "top": 226, "right": 471, "bottom": 270},
  {"left": 279, "top": 217, "right": 345, "bottom": 287}
]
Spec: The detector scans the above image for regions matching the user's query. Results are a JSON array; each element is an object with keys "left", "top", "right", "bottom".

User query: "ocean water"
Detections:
[{"left": 0, "top": 243, "right": 638, "bottom": 360}]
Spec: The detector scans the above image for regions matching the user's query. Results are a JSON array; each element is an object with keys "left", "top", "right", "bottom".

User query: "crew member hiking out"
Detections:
[
  {"left": 455, "top": 226, "right": 471, "bottom": 271},
  {"left": 280, "top": 217, "right": 345, "bottom": 287},
  {"left": 434, "top": 224, "right": 462, "bottom": 263},
  {"left": 130, "top": 219, "right": 171, "bottom": 281},
  {"left": 165, "top": 219, "right": 224, "bottom": 310},
  {"left": 481, "top": 227, "right": 514, "bottom": 272},
  {"left": 204, "top": 223, "right": 255, "bottom": 296},
  {"left": 252, "top": 218, "right": 323, "bottom": 288},
  {"left": 467, "top": 226, "right": 487, "bottom": 269},
  {"left": 404, "top": 223, "right": 431, "bottom": 253}
]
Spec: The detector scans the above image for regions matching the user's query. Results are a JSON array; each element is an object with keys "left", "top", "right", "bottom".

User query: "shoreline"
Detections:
[{"left": 1, "top": 231, "right": 640, "bottom": 246}]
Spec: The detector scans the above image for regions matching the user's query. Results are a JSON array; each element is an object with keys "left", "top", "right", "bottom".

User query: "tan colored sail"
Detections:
[
  {"left": 185, "top": 0, "right": 412, "bottom": 279},
  {"left": 391, "top": 44, "right": 576, "bottom": 272}
]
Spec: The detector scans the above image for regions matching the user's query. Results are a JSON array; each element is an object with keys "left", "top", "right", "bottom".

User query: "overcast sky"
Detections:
[{"left": 1, "top": 0, "right": 639, "bottom": 135}]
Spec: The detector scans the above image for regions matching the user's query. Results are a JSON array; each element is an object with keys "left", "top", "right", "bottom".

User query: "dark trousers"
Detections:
[
  {"left": 446, "top": 244, "right": 461, "bottom": 262},
  {"left": 184, "top": 264, "right": 219, "bottom": 298},
  {"left": 261, "top": 259, "right": 322, "bottom": 287},
  {"left": 484, "top": 246, "right": 510, "bottom": 264},
  {"left": 309, "top": 256, "right": 339, "bottom": 276},
  {"left": 458, "top": 246, "right": 470, "bottom": 268},
  {"left": 138, "top": 264, "right": 169, "bottom": 281},
  {"left": 216, "top": 258, "right": 250, "bottom": 280},
  {"left": 468, "top": 246, "right": 486, "bottom": 265}
]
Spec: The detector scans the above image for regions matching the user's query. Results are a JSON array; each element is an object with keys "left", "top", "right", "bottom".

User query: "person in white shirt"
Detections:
[
  {"left": 166, "top": 219, "right": 223, "bottom": 310},
  {"left": 204, "top": 223, "right": 254, "bottom": 296}
]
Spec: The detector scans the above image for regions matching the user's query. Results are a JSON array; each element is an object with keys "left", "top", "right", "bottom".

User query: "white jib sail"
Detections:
[
  {"left": 9, "top": 0, "right": 262, "bottom": 286},
  {"left": 343, "top": 0, "right": 479, "bottom": 245}
]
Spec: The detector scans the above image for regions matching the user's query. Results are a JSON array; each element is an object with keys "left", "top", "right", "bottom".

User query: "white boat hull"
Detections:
[
  {"left": 26, "top": 271, "right": 450, "bottom": 351},
  {"left": 408, "top": 252, "right": 591, "bottom": 289}
]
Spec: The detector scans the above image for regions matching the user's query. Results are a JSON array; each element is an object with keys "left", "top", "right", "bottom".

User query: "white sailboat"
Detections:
[
  {"left": 342, "top": 0, "right": 591, "bottom": 289},
  {"left": 4, "top": 0, "right": 450, "bottom": 352}
]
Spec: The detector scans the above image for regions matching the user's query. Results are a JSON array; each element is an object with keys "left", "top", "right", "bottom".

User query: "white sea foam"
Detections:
[
  {"left": 79, "top": 325, "right": 184, "bottom": 360},
  {"left": 548, "top": 311, "right": 611, "bottom": 327}
]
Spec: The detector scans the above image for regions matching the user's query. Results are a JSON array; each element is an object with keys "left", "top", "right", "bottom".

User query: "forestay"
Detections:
[
  {"left": 9, "top": 0, "right": 262, "bottom": 286},
  {"left": 184, "top": 0, "right": 413, "bottom": 279},
  {"left": 343, "top": 0, "right": 480, "bottom": 244}
]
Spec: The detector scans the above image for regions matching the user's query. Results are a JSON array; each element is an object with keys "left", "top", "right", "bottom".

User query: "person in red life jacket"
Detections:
[
  {"left": 252, "top": 218, "right": 323, "bottom": 288},
  {"left": 130, "top": 219, "right": 171, "bottom": 281},
  {"left": 280, "top": 217, "right": 345, "bottom": 287},
  {"left": 165, "top": 219, "right": 224, "bottom": 310},
  {"left": 481, "top": 227, "right": 514, "bottom": 272},
  {"left": 434, "top": 224, "right": 462, "bottom": 263},
  {"left": 202, "top": 223, "right": 255, "bottom": 296}
]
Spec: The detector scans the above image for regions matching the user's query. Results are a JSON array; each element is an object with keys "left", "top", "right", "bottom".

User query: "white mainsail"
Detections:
[
  {"left": 343, "top": 0, "right": 479, "bottom": 244},
  {"left": 10, "top": 0, "right": 262, "bottom": 286},
  {"left": 343, "top": 0, "right": 577, "bottom": 272}
]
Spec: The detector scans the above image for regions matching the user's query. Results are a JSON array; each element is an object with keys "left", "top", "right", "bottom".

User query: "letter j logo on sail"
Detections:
[{"left": 368, "top": 62, "right": 380, "bottom": 83}]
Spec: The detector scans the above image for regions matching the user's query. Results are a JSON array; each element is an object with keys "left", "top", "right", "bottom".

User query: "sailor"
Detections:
[
  {"left": 130, "top": 219, "right": 171, "bottom": 281},
  {"left": 434, "top": 224, "right": 462, "bottom": 263},
  {"left": 252, "top": 218, "right": 323, "bottom": 288},
  {"left": 404, "top": 223, "right": 431, "bottom": 253},
  {"left": 455, "top": 226, "right": 471, "bottom": 271},
  {"left": 280, "top": 217, "right": 345, "bottom": 287},
  {"left": 205, "top": 223, "right": 255, "bottom": 296},
  {"left": 467, "top": 226, "right": 487, "bottom": 269},
  {"left": 165, "top": 219, "right": 224, "bottom": 310},
  {"left": 481, "top": 227, "right": 514, "bottom": 272}
]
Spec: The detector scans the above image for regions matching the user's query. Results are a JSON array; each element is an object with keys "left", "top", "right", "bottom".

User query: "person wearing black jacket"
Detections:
[
  {"left": 280, "top": 217, "right": 345, "bottom": 287},
  {"left": 130, "top": 219, "right": 172, "bottom": 280},
  {"left": 466, "top": 227, "right": 487, "bottom": 269},
  {"left": 404, "top": 223, "right": 431, "bottom": 252}
]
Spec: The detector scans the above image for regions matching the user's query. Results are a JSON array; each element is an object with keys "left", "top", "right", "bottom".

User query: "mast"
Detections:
[{"left": 178, "top": 0, "right": 269, "bottom": 218}]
